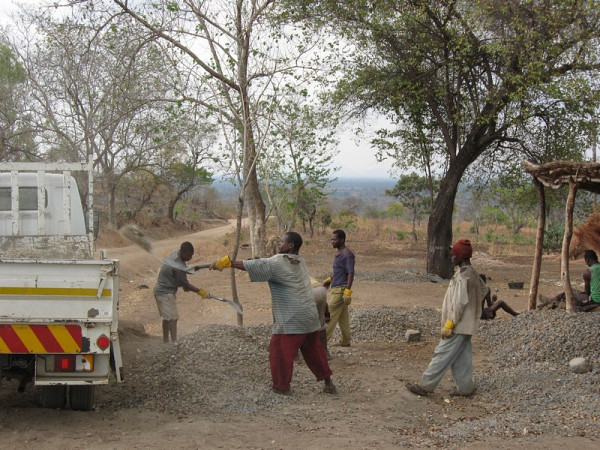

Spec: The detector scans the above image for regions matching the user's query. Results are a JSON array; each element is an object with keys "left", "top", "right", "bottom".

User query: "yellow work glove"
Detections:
[
  {"left": 441, "top": 319, "right": 455, "bottom": 339},
  {"left": 343, "top": 288, "right": 352, "bottom": 305},
  {"left": 323, "top": 276, "right": 332, "bottom": 287},
  {"left": 210, "top": 255, "right": 232, "bottom": 271},
  {"left": 196, "top": 288, "right": 209, "bottom": 299}
]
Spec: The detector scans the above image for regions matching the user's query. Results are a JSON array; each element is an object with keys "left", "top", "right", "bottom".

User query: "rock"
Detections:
[
  {"left": 405, "top": 329, "right": 421, "bottom": 342},
  {"left": 426, "top": 274, "right": 445, "bottom": 283},
  {"left": 569, "top": 357, "right": 592, "bottom": 373}
]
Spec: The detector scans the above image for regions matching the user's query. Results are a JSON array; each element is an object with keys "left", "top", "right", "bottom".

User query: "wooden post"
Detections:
[
  {"left": 561, "top": 179, "right": 577, "bottom": 312},
  {"left": 529, "top": 178, "right": 546, "bottom": 310}
]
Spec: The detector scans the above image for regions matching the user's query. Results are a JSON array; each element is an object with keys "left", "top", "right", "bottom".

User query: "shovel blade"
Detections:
[
  {"left": 208, "top": 293, "right": 243, "bottom": 315},
  {"left": 160, "top": 258, "right": 195, "bottom": 274}
]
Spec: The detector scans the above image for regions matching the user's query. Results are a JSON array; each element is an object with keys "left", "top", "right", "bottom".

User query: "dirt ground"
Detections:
[{"left": 0, "top": 222, "right": 597, "bottom": 449}]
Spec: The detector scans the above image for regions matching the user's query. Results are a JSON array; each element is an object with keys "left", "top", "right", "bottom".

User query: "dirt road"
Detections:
[{"left": 0, "top": 225, "right": 597, "bottom": 449}]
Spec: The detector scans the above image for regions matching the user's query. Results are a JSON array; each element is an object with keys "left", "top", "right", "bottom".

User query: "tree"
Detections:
[
  {"left": 386, "top": 173, "right": 436, "bottom": 241},
  {"left": 0, "top": 36, "right": 36, "bottom": 161},
  {"left": 288, "top": 0, "right": 600, "bottom": 277},
  {"left": 16, "top": 10, "right": 180, "bottom": 226},
  {"left": 492, "top": 172, "right": 537, "bottom": 235},
  {"left": 106, "top": 0, "right": 329, "bottom": 326},
  {"left": 110, "top": 0, "right": 324, "bottom": 258},
  {"left": 154, "top": 109, "right": 217, "bottom": 222},
  {"left": 261, "top": 92, "right": 338, "bottom": 235}
]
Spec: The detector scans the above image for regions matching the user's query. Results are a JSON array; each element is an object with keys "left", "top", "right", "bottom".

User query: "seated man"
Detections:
[
  {"left": 479, "top": 274, "right": 519, "bottom": 320},
  {"left": 539, "top": 249, "right": 600, "bottom": 311}
]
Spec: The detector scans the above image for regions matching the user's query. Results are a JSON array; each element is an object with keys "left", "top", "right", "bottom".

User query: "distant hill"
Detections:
[{"left": 213, "top": 176, "right": 397, "bottom": 213}]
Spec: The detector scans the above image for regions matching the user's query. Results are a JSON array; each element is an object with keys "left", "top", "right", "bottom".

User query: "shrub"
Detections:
[{"left": 544, "top": 222, "right": 564, "bottom": 253}]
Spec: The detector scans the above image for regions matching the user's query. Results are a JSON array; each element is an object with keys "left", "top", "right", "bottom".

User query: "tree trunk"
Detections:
[
  {"left": 108, "top": 182, "right": 117, "bottom": 228},
  {"left": 561, "top": 180, "right": 577, "bottom": 312},
  {"left": 528, "top": 178, "right": 546, "bottom": 310},
  {"left": 230, "top": 195, "right": 245, "bottom": 327},
  {"left": 247, "top": 173, "right": 267, "bottom": 256},
  {"left": 426, "top": 168, "right": 462, "bottom": 278},
  {"left": 412, "top": 215, "right": 418, "bottom": 242}
]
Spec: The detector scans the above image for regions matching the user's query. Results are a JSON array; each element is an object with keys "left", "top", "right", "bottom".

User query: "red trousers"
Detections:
[{"left": 269, "top": 331, "right": 333, "bottom": 392}]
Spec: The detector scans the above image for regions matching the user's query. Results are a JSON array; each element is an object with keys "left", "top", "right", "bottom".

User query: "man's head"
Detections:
[
  {"left": 179, "top": 241, "right": 195, "bottom": 262},
  {"left": 278, "top": 232, "right": 303, "bottom": 255},
  {"left": 584, "top": 249, "right": 598, "bottom": 266},
  {"left": 331, "top": 229, "right": 346, "bottom": 249},
  {"left": 450, "top": 239, "right": 472, "bottom": 266}
]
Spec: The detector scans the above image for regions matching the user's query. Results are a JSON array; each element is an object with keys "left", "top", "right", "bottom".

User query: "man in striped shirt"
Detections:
[{"left": 211, "top": 232, "right": 336, "bottom": 395}]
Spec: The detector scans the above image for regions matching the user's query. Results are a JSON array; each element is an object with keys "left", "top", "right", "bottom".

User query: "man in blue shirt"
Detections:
[{"left": 323, "top": 229, "right": 355, "bottom": 347}]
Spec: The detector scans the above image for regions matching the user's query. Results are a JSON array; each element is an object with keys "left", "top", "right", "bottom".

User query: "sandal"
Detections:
[{"left": 406, "top": 383, "right": 430, "bottom": 397}]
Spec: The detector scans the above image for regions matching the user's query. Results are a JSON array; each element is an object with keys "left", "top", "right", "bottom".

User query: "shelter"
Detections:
[{"left": 523, "top": 160, "right": 600, "bottom": 312}]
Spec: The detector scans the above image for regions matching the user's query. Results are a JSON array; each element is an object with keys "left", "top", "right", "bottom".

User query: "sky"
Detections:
[{"left": 0, "top": 0, "right": 396, "bottom": 179}]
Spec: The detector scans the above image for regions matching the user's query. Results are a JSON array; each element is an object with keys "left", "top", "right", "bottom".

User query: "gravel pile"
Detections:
[
  {"left": 317, "top": 269, "right": 446, "bottom": 283},
  {"left": 431, "top": 310, "right": 600, "bottom": 441},
  {"left": 345, "top": 305, "right": 440, "bottom": 341},
  {"left": 104, "top": 306, "right": 600, "bottom": 442},
  {"left": 106, "top": 323, "right": 363, "bottom": 415}
]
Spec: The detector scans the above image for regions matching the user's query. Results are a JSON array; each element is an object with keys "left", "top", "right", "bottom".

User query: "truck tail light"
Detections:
[
  {"left": 55, "top": 355, "right": 75, "bottom": 372},
  {"left": 96, "top": 335, "right": 110, "bottom": 350},
  {"left": 45, "top": 355, "right": 94, "bottom": 372}
]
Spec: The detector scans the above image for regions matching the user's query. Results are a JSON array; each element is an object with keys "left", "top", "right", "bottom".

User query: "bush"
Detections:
[
  {"left": 395, "top": 230, "right": 405, "bottom": 241},
  {"left": 544, "top": 222, "right": 564, "bottom": 253}
]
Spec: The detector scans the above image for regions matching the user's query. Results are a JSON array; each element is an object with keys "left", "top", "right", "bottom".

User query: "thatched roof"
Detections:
[{"left": 523, "top": 160, "right": 600, "bottom": 194}]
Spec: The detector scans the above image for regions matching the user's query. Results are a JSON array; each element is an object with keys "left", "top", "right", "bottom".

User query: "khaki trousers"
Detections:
[{"left": 326, "top": 287, "right": 350, "bottom": 346}]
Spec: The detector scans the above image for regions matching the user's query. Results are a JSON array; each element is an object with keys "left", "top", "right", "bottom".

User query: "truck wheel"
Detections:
[
  {"left": 39, "top": 385, "right": 67, "bottom": 409},
  {"left": 69, "top": 385, "right": 95, "bottom": 411}
]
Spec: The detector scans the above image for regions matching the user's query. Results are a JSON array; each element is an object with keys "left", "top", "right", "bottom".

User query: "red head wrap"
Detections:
[{"left": 451, "top": 239, "right": 472, "bottom": 259}]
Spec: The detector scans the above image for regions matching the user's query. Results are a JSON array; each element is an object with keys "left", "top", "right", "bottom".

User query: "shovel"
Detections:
[
  {"left": 120, "top": 224, "right": 212, "bottom": 274},
  {"left": 208, "top": 293, "right": 244, "bottom": 315},
  {"left": 161, "top": 259, "right": 211, "bottom": 274}
]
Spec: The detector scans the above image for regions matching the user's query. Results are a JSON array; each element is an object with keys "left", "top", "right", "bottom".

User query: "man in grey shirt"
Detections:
[
  {"left": 211, "top": 232, "right": 336, "bottom": 395},
  {"left": 154, "top": 241, "right": 208, "bottom": 343}
]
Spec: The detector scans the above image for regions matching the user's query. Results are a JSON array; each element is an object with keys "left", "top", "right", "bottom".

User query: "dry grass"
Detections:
[{"left": 97, "top": 215, "right": 544, "bottom": 259}]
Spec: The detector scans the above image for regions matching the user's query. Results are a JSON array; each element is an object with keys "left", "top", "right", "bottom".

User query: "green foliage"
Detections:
[
  {"left": 0, "top": 42, "right": 26, "bottom": 83},
  {"left": 0, "top": 37, "right": 35, "bottom": 161},
  {"left": 489, "top": 170, "right": 537, "bottom": 235},
  {"left": 316, "top": 205, "right": 332, "bottom": 232},
  {"left": 331, "top": 211, "right": 358, "bottom": 232},
  {"left": 484, "top": 231, "right": 534, "bottom": 245},
  {"left": 285, "top": 0, "right": 600, "bottom": 276},
  {"left": 481, "top": 205, "right": 507, "bottom": 231},
  {"left": 386, "top": 173, "right": 437, "bottom": 241},
  {"left": 260, "top": 88, "right": 339, "bottom": 235},
  {"left": 544, "top": 222, "right": 565, "bottom": 253},
  {"left": 385, "top": 202, "right": 403, "bottom": 219},
  {"left": 395, "top": 230, "right": 405, "bottom": 241},
  {"left": 363, "top": 206, "right": 386, "bottom": 219}
]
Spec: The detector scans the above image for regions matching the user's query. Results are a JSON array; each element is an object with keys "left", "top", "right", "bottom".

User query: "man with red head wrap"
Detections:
[{"left": 406, "top": 239, "right": 485, "bottom": 397}]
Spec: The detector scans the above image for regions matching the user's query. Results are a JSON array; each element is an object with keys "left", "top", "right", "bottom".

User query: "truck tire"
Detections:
[
  {"left": 69, "top": 385, "right": 95, "bottom": 411},
  {"left": 39, "top": 385, "right": 67, "bottom": 409}
]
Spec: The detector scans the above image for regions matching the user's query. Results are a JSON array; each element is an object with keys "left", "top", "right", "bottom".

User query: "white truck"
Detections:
[{"left": 0, "top": 160, "right": 123, "bottom": 411}]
